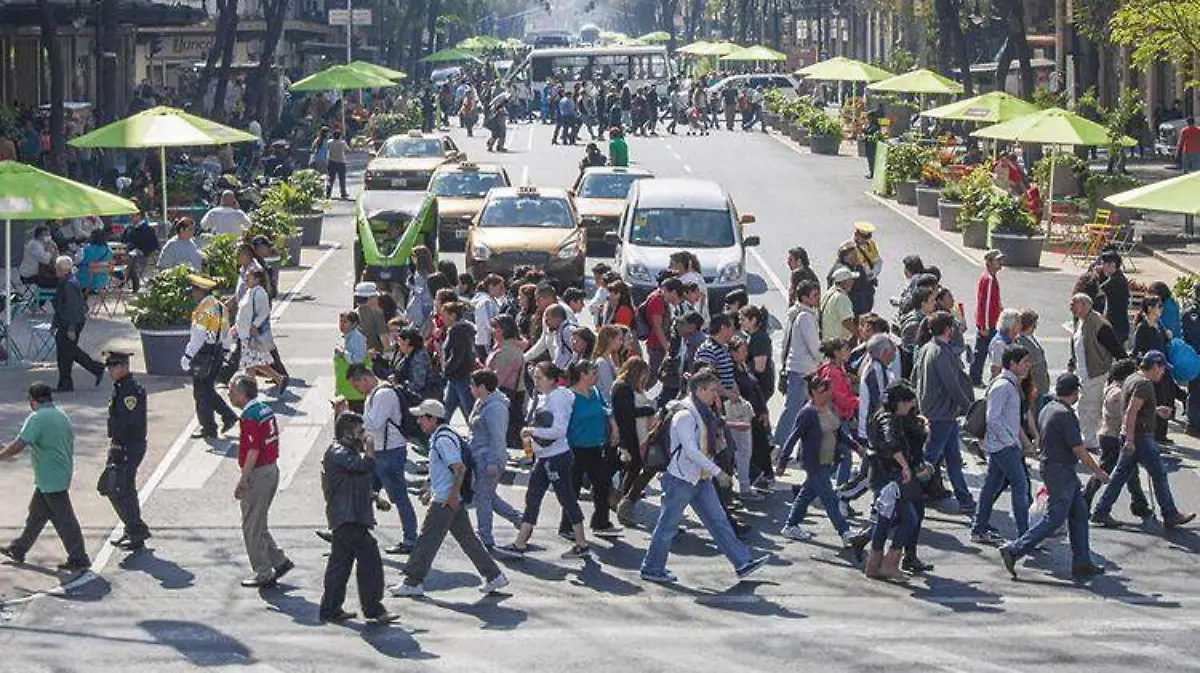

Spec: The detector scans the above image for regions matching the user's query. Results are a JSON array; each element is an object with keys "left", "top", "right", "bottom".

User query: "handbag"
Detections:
[
  {"left": 189, "top": 343, "right": 222, "bottom": 379},
  {"left": 96, "top": 463, "right": 123, "bottom": 497}
]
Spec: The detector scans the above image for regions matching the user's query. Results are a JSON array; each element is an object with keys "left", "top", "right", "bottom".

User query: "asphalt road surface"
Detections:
[{"left": 2, "top": 121, "right": 1200, "bottom": 672}]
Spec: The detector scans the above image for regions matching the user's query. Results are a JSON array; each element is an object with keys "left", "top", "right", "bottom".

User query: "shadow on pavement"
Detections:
[
  {"left": 661, "top": 578, "right": 806, "bottom": 619},
  {"left": 345, "top": 621, "right": 437, "bottom": 661},
  {"left": 261, "top": 584, "right": 322, "bottom": 626},
  {"left": 567, "top": 557, "right": 643, "bottom": 596},
  {"left": 117, "top": 550, "right": 196, "bottom": 590},
  {"left": 139, "top": 619, "right": 255, "bottom": 666},
  {"left": 907, "top": 574, "right": 1005, "bottom": 614},
  {"left": 422, "top": 593, "right": 528, "bottom": 631}
]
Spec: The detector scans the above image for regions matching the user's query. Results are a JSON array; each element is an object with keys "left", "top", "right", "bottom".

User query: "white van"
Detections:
[{"left": 606, "top": 178, "right": 759, "bottom": 304}]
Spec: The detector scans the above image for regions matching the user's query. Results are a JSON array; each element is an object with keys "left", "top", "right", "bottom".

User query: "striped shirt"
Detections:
[{"left": 695, "top": 337, "right": 735, "bottom": 390}]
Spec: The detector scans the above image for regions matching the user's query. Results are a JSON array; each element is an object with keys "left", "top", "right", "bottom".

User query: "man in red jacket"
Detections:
[{"left": 971, "top": 250, "right": 1004, "bottom": 386}]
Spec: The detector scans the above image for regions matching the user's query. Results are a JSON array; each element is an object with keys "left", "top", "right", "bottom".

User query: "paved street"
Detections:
[{"left": 3, "top": 121, "right": 1200, "bottom": 672}]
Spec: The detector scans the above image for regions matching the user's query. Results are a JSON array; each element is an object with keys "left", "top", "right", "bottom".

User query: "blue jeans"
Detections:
[
  {"left": 641, "top": 472, "right": 752, "bottom": 575},
  {"left": 785, "top": 463, "right": 849, "bottom": 534},
  {"left": 773, "top": 371, "right": 809, "bottom": 447},
  {"left": 971, "top": 445, "right": 1030, "bottom": 537},
  {"left": 443, "top": 377, "right": 473, "bottom": 425},
  {"left": 374, "top": 448, "right": 417, "bottom": 545},
  {"left": 1092, "top": 434, "right": 1181, "bottom": 520},
  {"left": 473, "top": 460, "right": 522, "bottom": 546},
  {"left": 1007, "top": 462, "right": 1091, "bottom": 565},
  {"left": 835, "top": 422, "right": 853, "bottom": 486},
  {"left": 970, "top": 329, "right": 994, "bottom": 385},
  {"left": 924, "top": 420, "right": 974, "bottom": 505}
]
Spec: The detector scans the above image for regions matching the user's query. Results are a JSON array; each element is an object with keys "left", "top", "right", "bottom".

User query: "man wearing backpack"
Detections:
[
  {"left": 391, "top": 400, "right": 510, "bottom": 598},
  {"left": 641, "top": 277, "right": 684, "bottom": 389},
  {"left": 347, "top": 364, "right": 418, "bottom": 555}
]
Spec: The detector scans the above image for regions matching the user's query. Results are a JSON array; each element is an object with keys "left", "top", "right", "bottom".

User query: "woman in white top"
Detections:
[
  {"left": 493, "top": 361, "right": 590, "bottom": 560},
  {"left": 18, "top": 225, "right": 59, "bottom": 288},
  {"left": 236, "top": 268, "right": 287, "bottom": 394},
  {"left": 670, "top": 250, "right": 708, "bottom": 323}
]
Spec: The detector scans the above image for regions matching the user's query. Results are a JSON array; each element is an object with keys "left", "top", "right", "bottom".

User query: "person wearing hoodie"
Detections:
[
  {"left": 815, "top": 338, "right": 860, "bottom": 486},
  {"left": 440, "top": 301, "right": 477, "bottom": 424},
  {"left": 472, "top": 274, "right": 506, "bottom": 361},
  {"left": 467, "top": 370, "right": 522, "bottom": 548},
  {"left": 775, "top": 279, "right": 823, "bottom": 449},
  {"left": 913, "top": 311, "right": 977, "bottom": 514}
]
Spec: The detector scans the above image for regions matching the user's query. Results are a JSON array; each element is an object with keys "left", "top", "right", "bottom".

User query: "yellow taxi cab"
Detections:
[
  {"left": 571, "top": 166, "right": 654, "bottom": 243},
  {"left": 427, "top": 161, "right": 511, "bottom": 249},
  {"left": 364, "top": 129, "right": 462, "bottom": 191},
  {"left": 466, "top": 185, "right": 585, "bottom": 286}
]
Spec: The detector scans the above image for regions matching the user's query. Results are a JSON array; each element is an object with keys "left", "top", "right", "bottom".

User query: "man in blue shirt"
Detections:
[{"left": 390, "top": 400, "right": 509, "bottom": 598}]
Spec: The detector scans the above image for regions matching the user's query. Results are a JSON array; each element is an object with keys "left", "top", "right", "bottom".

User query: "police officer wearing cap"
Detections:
[{"left": 104, "top": 350, "right": 152, "bottom": 550}]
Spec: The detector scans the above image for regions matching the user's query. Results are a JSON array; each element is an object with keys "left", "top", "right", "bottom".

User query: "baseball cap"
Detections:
[
  {"left": 1141, "top": 350, "right": 1170, "bottom": 369},
  {"left": 409, "top": 399, "right": 447, "bottom": 419},
  {"left": 354, "top": 281, "right": 380, "bottom": 298},
  {"left": 1054, "top": 372, "right": 1081, "bottom": 396},
  {"left": 830, "top": 267, "right": 855, "bottom": 284}
]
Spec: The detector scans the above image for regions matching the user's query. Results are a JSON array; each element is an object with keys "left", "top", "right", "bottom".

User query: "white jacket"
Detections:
[
  {"left": 783, "top": 303, "right": 821, "bottom": 375},
  {"left": 667, "top": 398, "right": 724, "bottom": 485}
]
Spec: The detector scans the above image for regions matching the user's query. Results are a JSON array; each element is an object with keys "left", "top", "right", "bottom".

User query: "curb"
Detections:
[{"left": 1143, "top": 245, "right": 1199, "bottom": 277}]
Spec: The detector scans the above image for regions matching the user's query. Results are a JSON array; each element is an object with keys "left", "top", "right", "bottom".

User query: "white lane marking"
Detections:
[
  {"left": 521, "top": 165, "right": 530, "bottom": 185},
  {"left": 276, "top": 376, "right": 335, "bottom": 490},
  {"left": 270, "top": 243, "right": 342, "bottom": 321},
  {"left": 160, "top": 437, "right": 236, "bottom": 490},
  {"left": 682, "top": 164, "right": 692, "bottom": 174},
  {"left": 276, "top": 322, "right": 338, "bottom": 332},
  {"left": 865, "top": 192, "right": 982, "bottom": 267},
  {"left": 748, "top": 248, "right": 789, "bottom": 304}
]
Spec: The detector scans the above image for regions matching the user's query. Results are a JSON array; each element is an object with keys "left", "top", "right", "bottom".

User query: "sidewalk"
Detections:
[{"left": 0, "top": 245, "right": 332, "bottom": 605}]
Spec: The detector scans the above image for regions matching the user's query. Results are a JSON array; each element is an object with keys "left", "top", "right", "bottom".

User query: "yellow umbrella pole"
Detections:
[{"left": 161, "top": 146, "right": 169, "bottom": 224}]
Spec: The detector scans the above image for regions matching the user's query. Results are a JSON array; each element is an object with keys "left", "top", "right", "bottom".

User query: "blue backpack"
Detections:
[{"left": 1168, "top": 337, "right": 1200, "bottom": 383}]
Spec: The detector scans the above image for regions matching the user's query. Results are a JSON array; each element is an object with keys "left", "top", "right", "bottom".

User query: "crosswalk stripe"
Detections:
[
  {"left": 159, "top": 437, "right": 236, "bottom": 491},
  {"left": 276, "top": 376, "right": 335, "bottom": 490}
]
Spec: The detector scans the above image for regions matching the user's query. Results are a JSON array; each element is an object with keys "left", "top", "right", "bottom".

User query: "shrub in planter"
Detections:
[
  {"left": 246, "top": 204, "right": 297, "bottom": 267},
  {"left": 367, "top": 102, "right": 423, "bottom": 144},
  {"left": 1085, "top": 172, "right": 1141, "bottom": 218},
  {"left": 807, "top": 112, "right": 843, "bottom": 155},
  {"left": 1031, "top": 151, "right": 1088, "bottom": 197},
  {"left": 987, "top": 190, "right": 1044, "bottom": 267},
  {"left": 263, "top": 171, "right": 328, "bottom": 246},
  {"left": 915, "top": 162, "right": 945, "bottom": 216},
  {"left": 938, "top": 180, "right": 967, "bottom": 232},
  {"left": 954, "top": 162, "right": 997, "bottom": 228},
  {"left": 885, "top": 141, "right": 931, "bottom": 199},
  {"left": 127, "top": 266, "right": 198, "bottom": 375},
  {"left": 201, "top": 233, "right": 242, "bottom": 292}
]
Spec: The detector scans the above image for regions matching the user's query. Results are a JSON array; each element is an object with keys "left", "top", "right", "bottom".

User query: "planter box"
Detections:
[
  {"left": 790, "top": 125, "right": 809, "bottom": 145},
  {"left": 765, "top": 113, "right": 780, "bottom": 129},
  {"left": 991, "top": 232, "right": 1044, "bottom": 267},
  {"left": 961, "top": 218, "right": 988, "bottom": 249},
  {"left": 810, "top": 133, "right": 840, "bottom": 155},
  {"left": 294, "top": 213, "right": 325, "bottom": 247},
  {"left": 857, "top": 140, "right": 868, "bottom": 158},
  {"left": 139, "top": 328, "right": 190, "bottom": 376},
  {"left": 937, "top": 200, "right": 964, "bottom": 232},
  {"left": 781, "top": 120, "right": 795, "bottom": 137},
  {"left": 282, "top": 234, "right": 302, "bottom": 269},
  {"left": 916, "top": 187, "right": 941, "bottom": 216},
  {"left": 895, "top": 181, "right": 918, "bottom": 205}
]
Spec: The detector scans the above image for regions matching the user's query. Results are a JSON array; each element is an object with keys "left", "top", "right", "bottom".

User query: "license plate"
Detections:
[
  {"left": 390, "top": 178, "right": 407, "bottom": 187},
  {"left": 376, "top": 269, "right": 394, "bottom": 280},
  {"left": 455, "top": 229, "right": 468, "bottom": 239}
]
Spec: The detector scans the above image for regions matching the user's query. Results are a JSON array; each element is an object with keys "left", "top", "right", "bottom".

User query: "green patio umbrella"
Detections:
[
  {"left": 290, "top": 64, "right": 397, "bottom": 91},
  {"left": 419, "top": 48, "right": 483, "bottom": 64},
  {"left": 70, "top": 105, "right": 257, "bottom": 224},
  {"left": 0, "top": 161, "right": 139, "bottom": 358},
  {"left": 720, "top": 45, "right": 788, "bottom": 62},
  {"left": 347, "top": 60, "right": 407, "bottom": 81},
  {"left": 677, "top": 40, "right": 714, "bottom": 55},
  {"left": 796, "top": 56, "right": 892, "bottom": 83},
  {"left": 457, "top": 35, "right": 503, "bottom": 51},
  {"left": 867, "top": 68, "right": 963, "bottom": 95},
  {"left": 1105, "top": 171, "right": 1200, "bottom": 235},
  {"left": 638, "top": 31, "right": 671, "bottom": 43},
  {"left": 920, "top": 91, "right": 1038, "bottom": 123}
]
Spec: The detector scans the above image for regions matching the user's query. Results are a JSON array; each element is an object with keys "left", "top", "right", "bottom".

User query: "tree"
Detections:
[
  {"left": 1110, "top": 0, "right": 1200, "bottom": 86},
  {"left": 245, "top": 0, "right": 289, "bottom": 127},
  {"left": 932, "top": 0, "right": 973, "bottom": 94},
  {"left": 37, "top": 0, "right": 65, "bottom": 175},
  {"left": 993, "top": 0, "right": 1034, "bottom": 96},
  {"left": 193, "top": 0, "right": 239, "bottom": 117}
]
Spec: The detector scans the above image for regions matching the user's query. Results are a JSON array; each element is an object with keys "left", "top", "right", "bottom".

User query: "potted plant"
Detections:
[
  {"left": 807, "top": 111, "right": 843, "bottom": 155},
  {"left": 785, "top": 101, "right": 812, "bottom": 144},
  {"left": 938, "top": 179, "right": 967, "bottom": 232},
  {"left": 126, "top": 265, "right": 198, "bottom": 376},
  {"left": 1031, "top": 151, "right": 1089, "bottom": 198},
  {"left": 1084, "top": 172, "right": 1141, "bottom": 221},
  {"left": 841, "top": 97, "right": 867, "bottom": 156},
  {"left": 886, "top": 141, "right": 926, "bottom": 205},
  {"left": 763, "top": 90, "right": 784, "bottom": 129},
  {"left": 916, "top": 161, "right": 945, "bottom": 217},
  {"left": 955, "top": 164, "right": 997, "bottom": 249},
  {"left": 201, "top": 233, "right": 243, "bottom": 292},
  {"left": 247, "top": 203, "right": 299, "bottom": 269},
  {"left": 987, "top": 189, "right": 1044, "bottom": 266},
  {"left": 263, "top": 170, "right": 328, "bottom": 246}
]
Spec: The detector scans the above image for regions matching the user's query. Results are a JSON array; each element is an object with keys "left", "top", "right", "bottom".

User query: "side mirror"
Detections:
[
  {"left": 603, "top": 231, "right": 620, "bottom": 245},
  {"left": 743, "top": 235, "right": 760, "bottom": 247},
  {"left": 739, "top": 213, "right": 756, "bottom": 225}
]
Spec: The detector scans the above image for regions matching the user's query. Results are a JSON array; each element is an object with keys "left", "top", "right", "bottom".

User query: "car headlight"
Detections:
[
  {"left": 471, "top": 242, "right": 491, "bottom": 260},
  {"left": 626, "top": 262, "right": 653, "bottom": 283},
  {"left": 555, "top": 236, "right": 582, "bottom": 260},
  {"left": 717, "top": 262, "right": 744, "bottom": 284}
]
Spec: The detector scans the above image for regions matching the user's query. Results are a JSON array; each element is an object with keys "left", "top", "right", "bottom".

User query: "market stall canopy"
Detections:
[
  {"left": 347, "top": 60, "right": 407, "bottom": 81},
  {"left": 796, "top": 56, "right": 892, "bottom": 82},
  {"left": 1105, "top": 171, "right": 1200, "bottom": 216},
  {"left": 720, "top": 45, "right": 787, "bottom": 62},
  {"left": 971, "top": 106, "right": 1136, "bottom": 147},
  {"left": 920, "top": 91, "right": 1038, "bottom": 123},
  {"left": 419, "top": 48, "right": 484, "bottom": 64},
  {"left": 290, "top": 64, "right": 397, "bottom": 91},
  {"left": 638, "top": 31, "right": 671, "bottom": 43},
  {"left": 69, "top": 105, "right": 257, "bottom": 148},
  {"left": 867, "top": 68, "right": 963, "bottom": 95},
  {"left": 0, "top": 160, "right": 139, "bottom": 220}
]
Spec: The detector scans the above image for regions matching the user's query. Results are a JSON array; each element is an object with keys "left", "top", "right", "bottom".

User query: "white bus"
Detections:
[{"left": 506, "top": 45, "right": 675, "bottom": 94}]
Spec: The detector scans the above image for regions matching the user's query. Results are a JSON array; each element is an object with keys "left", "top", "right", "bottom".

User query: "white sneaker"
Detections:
[
  {"left": 840, "top": 530, "right": 857, "bottom": 547},
  {"left": 388, "top": 582, "right": 425, "bottom": 597},
  {"left": 780, "top": 525, "right": 814, "bottom": 541},
  {"left": 480, "top": 573, "right": 510, "bottom": 594}
]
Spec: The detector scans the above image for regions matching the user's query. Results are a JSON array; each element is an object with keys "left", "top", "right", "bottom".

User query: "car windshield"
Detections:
[
  {"left": 379, "top": 138, "right": 443, "bottom": 158},
  {"left": 578, "top": 173, "right": 646, "bottom": 199},
  {"left": 430, "top": 172, "right": 506, "bottom": 198},
  {"left": 480, "top": 197, "right": 574, "bottom": 228},
  {"left": 629, "top": 208, "right": 736, "bottom": 248}
]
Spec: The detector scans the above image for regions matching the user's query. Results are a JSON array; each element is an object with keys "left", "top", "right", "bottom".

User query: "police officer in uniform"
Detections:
[{"left": 105, "top": 350, "right": 151, "bottom": 551}]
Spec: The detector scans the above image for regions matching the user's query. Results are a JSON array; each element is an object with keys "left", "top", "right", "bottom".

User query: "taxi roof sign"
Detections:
[
  {"left": 458, "top": 161, "right": 479, "bottom": 171},
  {"left": 516, "top": 185, "right": 539, "bottom": 196},
  {"left": 406, "top": 129, "right": 424, "bottom": 137}
]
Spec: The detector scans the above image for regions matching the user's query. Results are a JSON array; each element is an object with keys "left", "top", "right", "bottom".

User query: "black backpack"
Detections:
[
  {"left": 430, "top": 425, "right": 475, "bottom": 504},
  {"left": 642, "top": 405, "right": 684, "bottom": 471}
]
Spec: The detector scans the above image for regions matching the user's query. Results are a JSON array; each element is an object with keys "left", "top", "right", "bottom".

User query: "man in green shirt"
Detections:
[
  {"left": 0, "top": 383, "right": 90, "bottom": 572},
  {"left": 608, "top": 126, "right": 629, "bottom": 167}
]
